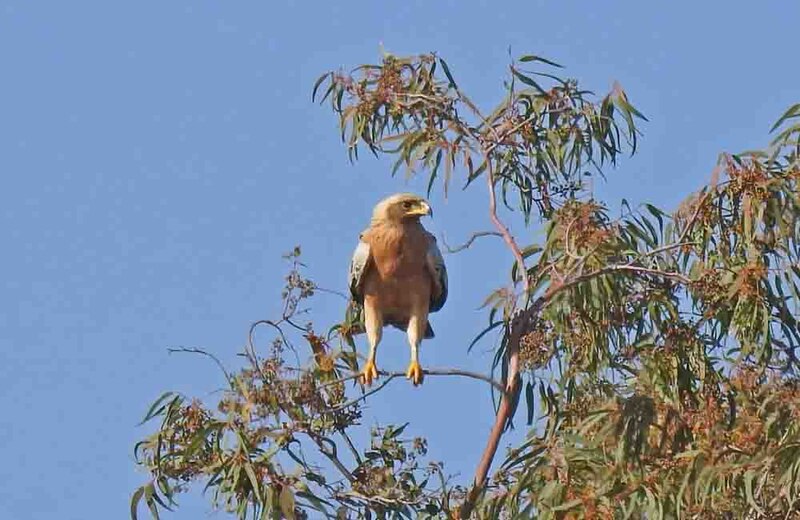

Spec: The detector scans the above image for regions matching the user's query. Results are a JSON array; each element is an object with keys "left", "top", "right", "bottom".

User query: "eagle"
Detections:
[{"left": 348, "top": 193, "right": 448, "bottom": 386}]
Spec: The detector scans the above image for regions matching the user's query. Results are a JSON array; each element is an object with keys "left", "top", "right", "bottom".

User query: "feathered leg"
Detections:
[
  {"left": 405, "top": 312, "right": 427, "bottom": 386},
  {"left": 361, "top": 300, "right": 382, "bottom": 386}
]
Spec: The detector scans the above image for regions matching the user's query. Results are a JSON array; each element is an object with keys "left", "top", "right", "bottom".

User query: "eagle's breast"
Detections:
[{"left": 362, "top": 221, "right": 433, "bottom": 319}]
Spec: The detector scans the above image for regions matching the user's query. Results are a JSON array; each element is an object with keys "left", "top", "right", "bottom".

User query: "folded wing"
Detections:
[
  {"left": 426, "top": 233, "right": 448, "bottom": 313},
  {"left": 349, "top": 236, "right": 371, "bottom": 304}
]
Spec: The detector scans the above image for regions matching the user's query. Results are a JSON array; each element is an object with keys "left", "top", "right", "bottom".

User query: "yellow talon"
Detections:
[
  {"left": 360, "top": 358, "right": 379, "bottom": 386},
  {"left": 405, "top": 360, "right": 424, "bottom": 386}
]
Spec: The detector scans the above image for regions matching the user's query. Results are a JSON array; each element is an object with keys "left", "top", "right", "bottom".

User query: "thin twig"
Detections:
[
  {"left": 312, "top": 285, "right": 350, "bottom": 300},
  {"left": 247, "top": 320, "right": 277, "bottom": 379},
  {"left": 329, "top": 375, "right": 397, "bottom": 411},
  {"left": 167, "top": 347, "right": 233, "bottom": 388},
  {"left": 448, "top": 78, "right": 490, "bottom": 125},
  {"left": 336, "top": 491, "right": 427, "bottom": 508},
  {"left": 249, "top": 319, "right": 287, "bottom": 353},
  {"left": 397, "top": 92, "right": 447, "bottom": 105},
  {"left": 632, "top": 241, "right": 699, "bottom": 262},
  {"left": 485, "top": 152, "right": 530, "bottom": 296},
  {"left": 307, "top": 433, "right": 355, "bottom": 483},
  {"left": 677, "top": 190, "right": 711, "bottom": 245},
  {"left": 339, "top": 430, "right": 363, "bottom": 465},
  {"left": 441, "top": 231, "right": 502, "bottom": 253},
  {"left": 562, "top": 219, "right": 584, "bottom": 260},
  {"left": 558, "top": 264, "right": 692, "bottom": 292},
  {"left": 283, "top": 317, "right": 310, "bottom": 333},
  {"left": 483, "top": 111, "right": 544, "bottom": 155},
  {"left": 315, "top": 372, "right": 363, "bottom": 390}
]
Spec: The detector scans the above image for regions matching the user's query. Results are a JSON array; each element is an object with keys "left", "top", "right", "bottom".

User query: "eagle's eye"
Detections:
[{"left": 402, "top": 201, "right": 414, "bottom": 209}]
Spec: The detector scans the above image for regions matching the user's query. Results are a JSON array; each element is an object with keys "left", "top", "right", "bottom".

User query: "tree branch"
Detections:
[
  {"left": 462, "top": 152, "right": 531, "bottom": 517},
  {"left": 327, "top": 369, "right": 505, "bottom": 413},
  {"left": 462, "top": 254, "right": 691, "bottom": 515},
  {"left": 381, "top": 368, "right": 505, "bottom": 394},
  {"left": 312, "top": 285, "right": 350, "bottom": 300},
  {"left": 555, "top": 264, "right": 692, "bottom": 294},
  {"left": 635, "top": 241, "right": 698, "bottom": 261},
  {"left": 329, "top": 375, "right": 398, "bottom": 412},
  {"left": 308, "top": 433, "right": 355, "bottom": 483},
  {"left": 441, "top": 231, "right": 502, "bottom": 254},
  {"left": 485, "top": 152, "right": 530, "bottom": 296},
  {"left": 461, "top": 308, "right": 535, "bottom": 517},
  {"left": 311, "top": 366, "right": 503, "bottom": 394}
]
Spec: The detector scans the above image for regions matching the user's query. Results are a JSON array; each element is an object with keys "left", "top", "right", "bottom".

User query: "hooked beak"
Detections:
[{"left": 409, "top": 201, "right": 432, "bottom": 218}]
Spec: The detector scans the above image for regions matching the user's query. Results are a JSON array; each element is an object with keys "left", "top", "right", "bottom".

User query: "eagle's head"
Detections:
[{"left": 372, "top": 193, "right": 432, "bottom": 223}]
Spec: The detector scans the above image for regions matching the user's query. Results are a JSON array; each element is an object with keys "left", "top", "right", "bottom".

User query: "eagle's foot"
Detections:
[
  {"left": 405, "top": 360, "right": 424, "bottom": 386},
  {"left": 360, "top": 358, "right": 379, "bottom": 386}
]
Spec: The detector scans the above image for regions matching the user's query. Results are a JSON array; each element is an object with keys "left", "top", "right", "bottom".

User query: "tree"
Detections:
[{"left": 131, "top": 50, "right": 800, "bottom": 519}]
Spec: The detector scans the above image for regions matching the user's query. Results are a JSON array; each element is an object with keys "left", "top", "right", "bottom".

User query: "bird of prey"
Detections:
[{"left": 348, "top": 193, "right": 448, "bottom": 386}]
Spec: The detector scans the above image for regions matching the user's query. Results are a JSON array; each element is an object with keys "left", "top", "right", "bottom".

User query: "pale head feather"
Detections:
[{"left": 371, "top": 193, "right": 432, "bottom": 223}]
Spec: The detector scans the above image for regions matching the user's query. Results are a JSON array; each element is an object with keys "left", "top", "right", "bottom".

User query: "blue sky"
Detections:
[{"left": 1, "top": 2, "right": 798, "bottom": 518}]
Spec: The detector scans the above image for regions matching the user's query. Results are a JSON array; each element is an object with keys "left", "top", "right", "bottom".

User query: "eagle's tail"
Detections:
[
  {"left": 389, "top": 321, "right": 435, "bottom": 339},
  {"left": 424, "top": 322, "right": 435, "bottom": 339},
  {"left": 347, "top": 302, "right": 436, "bottom": 339}
]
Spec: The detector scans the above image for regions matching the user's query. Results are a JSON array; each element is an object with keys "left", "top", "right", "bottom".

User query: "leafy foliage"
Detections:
[
  {"left": 132, "top": 249, "right": 454, "bottom": 519},
  {"left": 479, "top": 151, "right": 800, "bottom": 518},
  {"left": 313, "top": 51, "right": 643, "bottom": 219},
  {"left": 132, "top": 50, "right": 800, "bottom": 518}
]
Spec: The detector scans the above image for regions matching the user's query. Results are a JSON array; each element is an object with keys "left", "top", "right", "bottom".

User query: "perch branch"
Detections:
[
  {"left": 312, "top": 366, "right": 503, "bottom": 394},
  {"left": 327, "top": 368, "right": 505, "bottom": 413},
  {"left": 380, "top": 368, "right": 505, "bottom": 394}
]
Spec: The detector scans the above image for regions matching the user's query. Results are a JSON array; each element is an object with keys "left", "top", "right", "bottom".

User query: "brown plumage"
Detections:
[{"left": 348, "top": 193, "right": 448, "bottom": 386}]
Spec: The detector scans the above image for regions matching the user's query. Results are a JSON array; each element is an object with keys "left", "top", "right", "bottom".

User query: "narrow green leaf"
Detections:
[
  {"left": 518, "top": 55, "right": 563, "bottom": 68},
  {"left": 144, "top": 484, "right": 161, "bottom": 520},
  {"left": 311, "top": 73, "right": 329, "bottom": 102},
  {"left": 245, "top": 462, "right": 263, "bottom": 503},
  {"left": 468, "top": 320, "right": 503, "bottom": 353},
  {"left": 296, "top": 491, "right": 333, "bottom": 515},
  {"left": 438, "top": 58, "right": 457, "bottom": 89},
  {"left": 279, "top": 486, "right": 296, "bottom": 520},
  {"left": 770, "top": 103, "right": 800, "bottom": 132},
  {"left": 391, "top": 422, "right": 410, "bottom": 438},
  {"left": 427, "top": 148, "right": 444, "bottom": 197},
  {"left": 511, "top": 67, "right": 545, "bottom": 94},
  {"left": 743, "top": 470, "right": 763, "bottom": 515},
  {"left": 139, "top": 392, "right": 177, "bottom": 425},
  {"left": 525, "top": 381, "right": 535, "bottom": 425},
  {"left": 130, "top": 486, "right": 145, "bottom": 520},
  {"left": 551, "top": 498, "right": 583, "bottom": 511}
]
